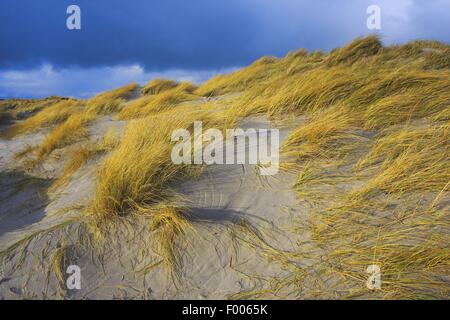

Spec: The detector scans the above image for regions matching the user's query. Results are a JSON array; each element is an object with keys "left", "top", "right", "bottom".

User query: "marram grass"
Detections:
[{"left": 1, "top": 35, "right": 449, "bottom": 298}]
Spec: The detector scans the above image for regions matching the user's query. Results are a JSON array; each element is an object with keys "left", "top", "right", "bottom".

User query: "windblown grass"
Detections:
[
  {"left": 3, "top": 35, "right": 449, "bottom": 296},
  {"left": 282, "top": 106, "right": 363, "bottom": 163},
  {"left": 139, "top": 202, "right": 194, "bottom": 280},
  {"left": 353, "top": 125, "right": 449, "bottom": 198},
  {"left": 224, "top": 36, "right": 449, "bottom": 122},
  {"left": 141, "top": 79, "right": 179, "bottom": 95},
  {"left": 118, "top": 82, "right": 198, "bottom": 119},
  {"left": 91, "top": 110, "right": 211, "bottom": 221},
  {"left": 325, "top": 35, "right": 382, "bottom": 66},
  {"left": 262, "top": 36, "right": 450, "bottom": 298},
  {"left": 0, "top": 97, "right": 64, "bottom": 122},
  {"left": 88, "top": 109, "right": 218, "bottom": 276},
  {"left": 50, "top": 127, "right": 122, "bottom": 193},
  {"left": 5, "top": 99, "right": 83, "bottom": 137},
  {"left": 36, "top": 112, "right": 96, "bottom": 160},
  {"left": 280, "top": 120, "right": 449, "bottom": 298},
  {"left": 87, "top": 83, "right": 138, "bottom": 114},
  {"left": 196, "top": 56, "right": 280, "bottom": 96}
]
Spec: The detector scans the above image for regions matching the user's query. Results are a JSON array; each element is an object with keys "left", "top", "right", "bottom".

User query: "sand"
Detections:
[{"left": 0, "top": 106, "right": 333, "bottom": 300}]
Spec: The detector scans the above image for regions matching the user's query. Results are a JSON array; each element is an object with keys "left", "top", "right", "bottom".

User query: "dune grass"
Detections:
[
  {"left": 118, "top": 82, "right": 198, "bottom": 119},
  {"left": 35, "top": 112, "right": 96, "bottom": 159},
  {"left": 2, "top": 35, "right": 449, "bottom": 297},
  {"left": 325, "top": 35, "right": 382, "bottom": 67},
  {"left": 196, "top": 56, "right": 280, "bottom": 96},
  {"left": 5, "top": 99, "right": 83, "bottom": 137},
  {"left": 87, "top": 83, "right": 138, "bottom": 114},
  {"left": 88, "top": 109, "right": 218, "bottom": 275},
  {"left": 141, "top": 78, "right": 179, "bottom": 95},
  {"left": 279, "top": 120, "right": 449, "bottom": 298},
  {"left": 0, "top": 97, "right": 64, "bottom": 123},
  {"left": 353, "top": 125, "right": 449, "bottom": 198},
  {"left": 281, "top": 106, "right": 364, "bottom": 163},
  {"left": 139, "top": 202, "right": 194, "bottom": 280},
  {"left": 49, "top": 127, "right": 122, "bottom": 193},
  {"left": 221, "top": 35, "right": 450, "bottom": 298},
  {"left": 222, "top": 36, "right": 449, "bottom": 123},
  {"left": 91, "top": 110, "right": 212, "bottom": 221}
]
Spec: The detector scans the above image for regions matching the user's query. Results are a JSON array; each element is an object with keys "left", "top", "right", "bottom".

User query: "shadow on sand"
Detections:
[{"left": 0, "top": 171, "right": 52, "bottom": 237}]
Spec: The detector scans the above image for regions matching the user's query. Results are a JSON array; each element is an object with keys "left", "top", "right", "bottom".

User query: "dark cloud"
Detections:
[{"left": 1, "top": 0, "right": 447, "bottom": 70}]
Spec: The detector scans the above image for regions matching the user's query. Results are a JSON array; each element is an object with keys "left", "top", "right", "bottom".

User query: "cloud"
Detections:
[
  {"left": 0, "top": 64, "right": 226, "bottom": 99},
  {"left": 1, "top": 0, "right": 448, "bottom": 71},
  {"left": 0, "top": 0, "right": 448, "bottom": 98}
]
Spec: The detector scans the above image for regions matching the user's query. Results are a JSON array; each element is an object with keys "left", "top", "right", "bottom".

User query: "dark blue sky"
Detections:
[{"left": 1, "top": 0, "right": 449, "bottom": 98}]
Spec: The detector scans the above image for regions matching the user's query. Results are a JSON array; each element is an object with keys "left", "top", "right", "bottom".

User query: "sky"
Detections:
[{"left": 0, "top": 0, "right": 449, "bottom": 99}]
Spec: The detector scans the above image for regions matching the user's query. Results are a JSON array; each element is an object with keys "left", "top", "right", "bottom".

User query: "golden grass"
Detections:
[
  {"left": 3, "top": 35, "right": 449, "bottom": 296},
  {"left": 117, "top": 82, "right": 198, "bottom": 119},
  {"left": 313, "top": 203, "right": 449, "bottom": 299},
  {"left": 36, "top": 112, "right": 96, "bottom": 159},
  {"left": 223, "top": 37, "right": 449, "bottom": 124},
  {"left": 279, "top": 113, "right": 449, "bottom": 299},
  {"left": 0, "top": 97, "right": 63, "bottom": 121},
  {"left": 364, "top": 81, "right": 450, "bottom": 129},
  {"left": 87, "top": 83, "right": 138, "bottom": 114},
  {"left": 141, "top": 78, "right": 179, "bottom": 95},
  {"left": 256, "top": 36, "right": 450, "bottom": 298},
  {"left": 139, "top": 202, "right": 194, "bottom": 280},
  {"left": 282, "top": 106, "right": 363, "bottom": 162},
  {"left": 91, "top": 110, "right": 211, "bottom": 222},
  {"left": 50, "top": 127, "right": 122, "bottom": 193},
  {"left": 49, "top": 243, "right": 68, "bottom": 293},
  {"left": 280, "top": 119, "right": 450, "bottom": 298},
  {"left": 87, "top": 109, "right": 218, "bottom": 275},
  {"left": 196, "top": 56, "right": 280, "bottom": 96},
  {"left": 6, "top": 99, "right": 83, "bottom": 137},
  {"left": 353, "top": 125, "right": 449, "bottom": 198},
  {"left": 49, "top": 145, "right": 99, "bottom": 193},
  {"left": 325, "top": 35, "right": 382, "bottom": 66}
]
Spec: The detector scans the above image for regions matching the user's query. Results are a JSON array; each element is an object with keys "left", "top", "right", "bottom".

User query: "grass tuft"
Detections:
[{"left": 141, "top": 79, "right": 179, "bottom": 95}]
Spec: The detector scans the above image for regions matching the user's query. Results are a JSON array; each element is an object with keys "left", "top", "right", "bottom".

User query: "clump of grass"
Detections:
[
  {"left": 422, "top": 47, "right": 450, "bottom": 70},
  {"left": 363, "top": 79, "right": 450, "bottom": 129},
  {"left": 353, "top": 125, "right": 449, "bottom": 199},
  {"left": 138, "top": 202, "right": 194, "bottom": 280},
  {"left": 196, "top": 56, "right": 280, "bottom": 96},
  {"left": 49, "top": 145, "right": 99, "bottom": 193},
  {"left": 35, "top": 112, "right": 96, "bottom": 159},
  {"left": 49, "top": 243, "right": 69, "bottom": 293},
  {"left": 345, "top": 70, "right": 448, "bottom": 110},
  {"left": 141, "top": 79, "right": 179, "bottom": 95},
  {"left": 91, "top": 110, "right": 209, "bottom": 221},
  {"left": 118, "top": 82, "right": 198, "bottom": 119},
  {"left": 50, "top": 128, "right": 121, "bottom": 193},
  {"left": 314, "top": 202, "right": 449, "bottom": 299},
  {"left": 6, "top": 99, "right": 82, "bottom": 137},
  {"left": 88, "top": 111, "right": 213, "bottom": 278},
  {"left": 87, "top": 83, "right": 138, "bottom": 114},
  {"left": 0, "top": 97, "right": 65, "bottom": 121},
  {"left": 325, "top": 35, "right": 382, "bottom": 66},
  {"left": 282, "top": 106, "right": 362, "bottom": 162}
]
